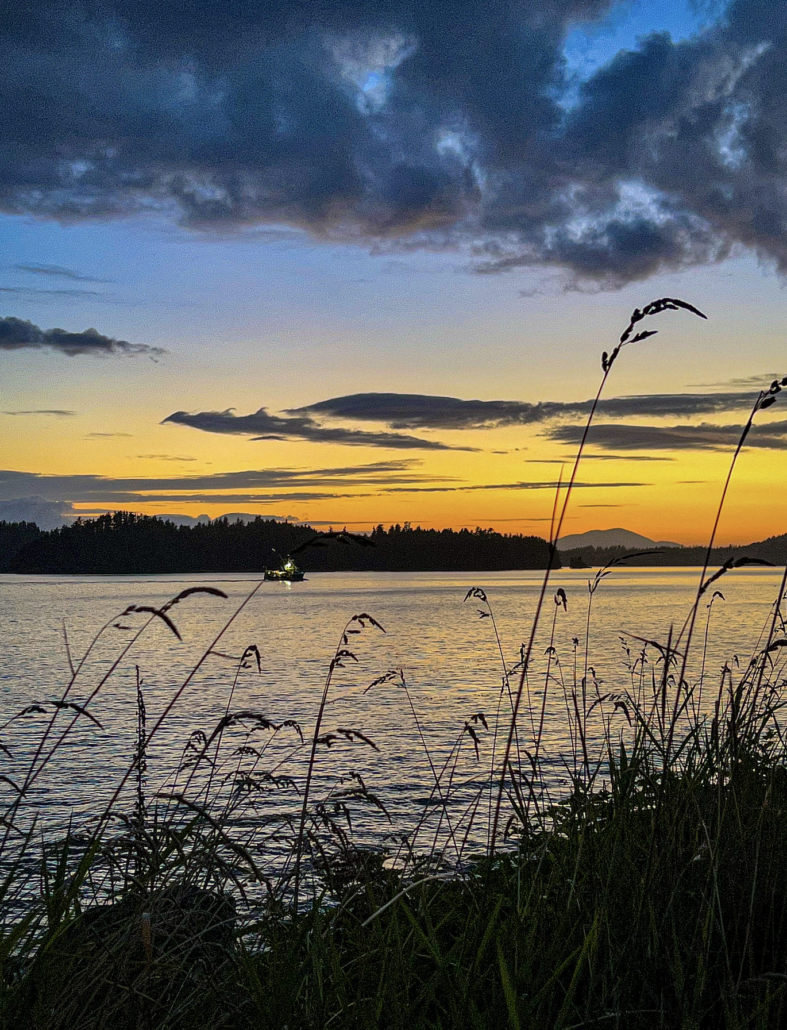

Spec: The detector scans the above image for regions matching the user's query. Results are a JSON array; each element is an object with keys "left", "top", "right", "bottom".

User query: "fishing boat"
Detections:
[{"left": 263, "top": 556, "right": 305, "bottom": 582}]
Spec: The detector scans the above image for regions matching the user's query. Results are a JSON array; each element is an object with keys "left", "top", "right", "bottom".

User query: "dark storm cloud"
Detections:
[
  {"left": 0, "top": 460, "right": 453, "bottom": 504},
  {"left": 292, "top": 390, "right": 761, "bottom": 429},
  {"left": 2, "top": 0, "right": 787, "bottom": 285},
  {"left": 14, "top": 264, "right": 114, "bottom": 283},
  {"left": 548, "top": 419, "right": 787, "bottom": 451},
  {"left": 0, "top": 317, "right": 165, "bottom": 357},
  {"left": 163, "top": 406, "right": 476, "bottom": 450}
]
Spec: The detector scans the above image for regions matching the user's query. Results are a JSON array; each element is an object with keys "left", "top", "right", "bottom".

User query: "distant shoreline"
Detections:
[
  {"left": 0, "top": 565, "right": 783, "bottom": 581},
  {"left": 1, "top": 514, "right": 784, "bottom": 575}
]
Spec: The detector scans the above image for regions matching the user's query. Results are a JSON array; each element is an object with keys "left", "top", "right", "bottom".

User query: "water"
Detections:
[{"left": 0, "top": 568, "right": 783, "bottom": 862}]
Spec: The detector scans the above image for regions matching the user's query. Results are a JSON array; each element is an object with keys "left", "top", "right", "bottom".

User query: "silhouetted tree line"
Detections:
[
  {"left": 561, "top": 533, "right": 787, "bottom": 569},
  {"left": 364, "top": 523, "right": 556, "bottom": 571},
  {"left": 2, "top": 514, "right": 784, "bottom": 575},
  {"left": 0, "top": 521, "right": 42, "bottom": 570},
  {"left": 0, "top": 513, "right": 556, "bottom": 574}
]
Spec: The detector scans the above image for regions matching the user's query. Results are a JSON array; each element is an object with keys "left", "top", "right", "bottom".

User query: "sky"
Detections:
[{"left": 1, "top": 0, "right": 786, "bottom": 545}]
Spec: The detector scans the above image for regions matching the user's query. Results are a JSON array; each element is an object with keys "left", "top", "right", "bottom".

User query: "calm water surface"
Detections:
[{"left": 0, "top": 568, "right": 783, "bottom": 853}]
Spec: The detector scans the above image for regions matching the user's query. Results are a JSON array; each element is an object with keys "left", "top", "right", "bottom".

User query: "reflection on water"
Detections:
[{"left": 0, "top": 568, "right": 783, "bottom": 855}]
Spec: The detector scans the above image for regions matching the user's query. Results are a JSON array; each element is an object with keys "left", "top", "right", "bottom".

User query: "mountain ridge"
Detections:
[{"left": 557, "top": 528, "right": 683, "bottom": 551}]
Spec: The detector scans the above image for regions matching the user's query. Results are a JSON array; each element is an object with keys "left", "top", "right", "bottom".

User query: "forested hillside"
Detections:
[
  {"left": 561, "top": 534, "right": 787, "bottom": 569},
  {"left": 2, "top": 514, "right": 784, "bottom": 574},
  {"left": 0, "top": 513, "right": 555, "bottom": 574}
]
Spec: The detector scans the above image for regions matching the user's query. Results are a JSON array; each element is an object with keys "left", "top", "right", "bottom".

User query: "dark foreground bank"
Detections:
[{"left": 4, "top": 638, "right": 787, "bottom": 1030}]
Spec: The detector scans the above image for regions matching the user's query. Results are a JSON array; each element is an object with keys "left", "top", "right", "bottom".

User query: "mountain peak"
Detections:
[{"left": 556, "top": 528, "right": 682, "bottom": 551}]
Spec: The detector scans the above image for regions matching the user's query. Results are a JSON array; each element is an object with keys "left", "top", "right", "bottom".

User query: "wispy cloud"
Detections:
[
  {"left": 0, "top": 460, "right": 455, "bottom": 505},
  {"left": 0, "top": 287, "right": 103, "bottom": 298},
  {"left": 574, "top": 454, "right": 674, "bottom": 462},
  {"left": 163, "top": 407, "right": 476, "bottom": 450},
  {"left": 0, "top": 317, "right": 165, "bottom": 359},
  {"left": 688, "top": 374, "right": 781, "bottom": 389},
  {"left": 166, "top": 390, "right": 773, "bottom": 454},
  {"left": 291, "top": 391, "right": 761, "bottom": 430},
  {"left": 14, "top": 263, "right": 114, "bottom": 283},
  {"left": 135, "top": 454, "right": 197, "bottom": 462},
  {"left": 86, "top": 432, "right": 133, "bottom": 438},
  {"left": 548, "top": 421, "right": 787, "bottom": 451},
  {"left": 528, "top": 455, "right": 674, "bottom": 463},
  {"left": 2, "top": 409, "right": 77, "bottom": 417},
  {"left": 382, "top": 480, "right": 648, "bottom": 494}
]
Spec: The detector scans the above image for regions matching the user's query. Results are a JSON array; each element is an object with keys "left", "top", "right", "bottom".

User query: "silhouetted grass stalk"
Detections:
[{"left": 490, "top": 298, "right": 707, "bottom": 851}]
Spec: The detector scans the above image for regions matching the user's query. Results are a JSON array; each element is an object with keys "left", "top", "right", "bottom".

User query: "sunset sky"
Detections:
[{"left": 1, "top": 0, "right": 786, "bottom": 545}]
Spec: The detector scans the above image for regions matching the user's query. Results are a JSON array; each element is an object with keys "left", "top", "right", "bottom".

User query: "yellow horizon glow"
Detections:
[
  {"left": 2, "top": 266, "right": 784, "bottom": 549},
  {"left": 42, "top": 428, "right": 784, "bottom": 548}
]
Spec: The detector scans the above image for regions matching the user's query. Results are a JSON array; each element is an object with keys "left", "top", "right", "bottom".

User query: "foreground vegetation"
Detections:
[
  {"left": 4, "top": 627, "right": 787, "bottom": 1030},
  {"left": 2, "top": 298, "right": 787, "bottom": 1028}
]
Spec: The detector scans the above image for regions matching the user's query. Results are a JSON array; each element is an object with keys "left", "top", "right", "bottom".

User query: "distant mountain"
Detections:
[
  {"left": 0, "top": 496, "right": 74, "bottom": 530},
  {"left": 155, "top": 513, "right": 212, "bottom": 527},
  {"left": 216, "top": 512, "right": 294, "bottom": 525},
  {"left": 557, "top": 528, "right": 682, "bottom": 551},
  {"left": 558, "top": 530, "right": 787, "bottom": 569},
  {"left": 130, "top": 512, "right": 293, "bottom": 527}
]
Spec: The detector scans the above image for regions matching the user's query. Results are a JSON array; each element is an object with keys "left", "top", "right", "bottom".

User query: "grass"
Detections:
[{"left": 2, "top": 301, "right": 787, "bottom": 1028}]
